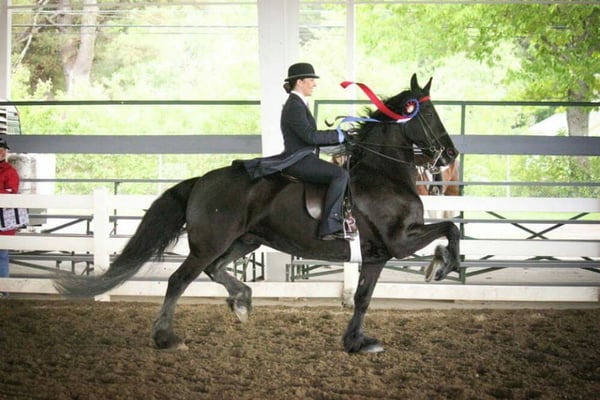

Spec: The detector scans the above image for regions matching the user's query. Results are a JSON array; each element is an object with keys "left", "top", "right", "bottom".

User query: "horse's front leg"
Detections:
[
  {"left": 405, "top": 221, "right": 460, "bottom": 282},
  {"left": 343, "top": 262, "right": 385, "bottom": 353}
]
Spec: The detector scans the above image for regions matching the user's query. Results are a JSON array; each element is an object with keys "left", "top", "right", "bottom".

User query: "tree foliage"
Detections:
[
  {"left": 8, "top": 1, "right": 598, "bottom": 197},
  {"left": 439, "top": 4, "right": 599, "bottom": 100},
  {"left": 433, "top": 3, "right": 599, "bottom": 137},
  {"left": 356, "top": 3, "right": 598, "bottom": 136}
]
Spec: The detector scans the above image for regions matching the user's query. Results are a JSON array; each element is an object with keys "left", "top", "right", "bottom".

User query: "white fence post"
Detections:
[
  {"left": 92, "top": 188, "right": 111, "bottom": 301},
  {"left": 0, "top": 194, "right": 597, "bottom": 302}
]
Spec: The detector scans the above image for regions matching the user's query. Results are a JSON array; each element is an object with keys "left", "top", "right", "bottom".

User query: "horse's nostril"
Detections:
[{"left": 446, "top": 148, "right": 458, "bottom": 158}]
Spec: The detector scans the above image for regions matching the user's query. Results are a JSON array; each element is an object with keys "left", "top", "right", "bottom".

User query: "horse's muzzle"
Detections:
[{"left": 435, "top": 147, "right": 459, "bottom": 167}]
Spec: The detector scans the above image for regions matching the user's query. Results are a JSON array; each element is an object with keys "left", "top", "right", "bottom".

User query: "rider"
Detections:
[
  {"left": 280, "top": 63, "right": 349, "bottom": 240},
  {"left": 235, "top": 63, "right": 349, "bottom": 240}
]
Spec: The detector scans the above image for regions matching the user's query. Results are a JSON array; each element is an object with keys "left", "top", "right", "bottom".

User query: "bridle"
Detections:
[{"left": 337, "top": 81, "right": 447, "bottom": 171}]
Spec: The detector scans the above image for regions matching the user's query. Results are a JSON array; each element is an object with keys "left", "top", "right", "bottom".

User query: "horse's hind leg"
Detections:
[
  {"left": 152, "top": 241, "right": 259, "bottom": 349},
  {"left": 152, "top": 253, "right": 210, "bottom": 349},
  {"left": 204, "top": 241, "right": 259, "bottom": 323}
]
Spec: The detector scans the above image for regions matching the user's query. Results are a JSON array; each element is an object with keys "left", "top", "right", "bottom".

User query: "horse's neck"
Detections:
[
  {"left": 352, "top": 125, "right": 416, "bottom": 183},
  {"left": 365, "top": 146, "right": 414, "bottom": 172},
  {"left": 354, "top": 152, "right": 417, "bottom": 191}
]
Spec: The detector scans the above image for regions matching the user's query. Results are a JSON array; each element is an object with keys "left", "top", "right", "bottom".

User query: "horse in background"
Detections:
[{"left": 416, "top": 159, "right": 461, "bottom": 219}]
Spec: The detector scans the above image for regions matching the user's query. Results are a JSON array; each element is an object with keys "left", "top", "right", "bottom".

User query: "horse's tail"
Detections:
[{"left": 55, "top": 177, "right": 199, "bottom": 297}]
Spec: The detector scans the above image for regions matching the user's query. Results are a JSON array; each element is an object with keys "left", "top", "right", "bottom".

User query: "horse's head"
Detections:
[{"left": 395, "top": 74, "right": 457, "bottom": 168}]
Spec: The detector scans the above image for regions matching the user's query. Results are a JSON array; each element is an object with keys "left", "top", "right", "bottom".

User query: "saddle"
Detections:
[{"left": 280, "top": 173, "right": 357, "bottom": 235}]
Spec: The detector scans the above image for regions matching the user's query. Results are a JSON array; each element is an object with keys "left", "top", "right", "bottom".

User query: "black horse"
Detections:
[{"left": 56, "top": 74, "right": 460, "bottom": 353}]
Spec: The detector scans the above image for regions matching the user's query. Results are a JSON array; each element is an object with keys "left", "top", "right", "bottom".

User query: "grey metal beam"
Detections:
[
  {"left": 7, "top": 135, "right": 262, "bottom": 154},
  {"left": 452, "top": 135, "right": 600, "bottom": 156},
  {"left": 5, "top": 134, "right": 600, "bottom": 156}
]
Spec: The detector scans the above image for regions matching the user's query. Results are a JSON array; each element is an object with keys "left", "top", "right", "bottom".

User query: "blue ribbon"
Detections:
[
  {"left": 336, "top": 116, "right": 381, "bottom": 137},
  {"left": 336, "top": 112, "right": 418, "bottom": 138}
]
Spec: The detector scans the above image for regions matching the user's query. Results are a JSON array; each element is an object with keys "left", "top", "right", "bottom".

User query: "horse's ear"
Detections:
[
  {"left": 410, "top": 73, "right": 419, "bottom": 92},
  {"left": 423, "top": 77, "right": 433, "bottom": 94}
]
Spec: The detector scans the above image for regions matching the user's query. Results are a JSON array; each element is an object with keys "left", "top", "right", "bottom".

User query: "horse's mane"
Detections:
[{"left": 333, "top": 88, "right": 416, "bottom": 162}]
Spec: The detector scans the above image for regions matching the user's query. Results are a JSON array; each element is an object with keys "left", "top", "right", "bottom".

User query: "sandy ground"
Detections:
[{"left": 1, "top": 299, "right": 599, "bottom": 400}]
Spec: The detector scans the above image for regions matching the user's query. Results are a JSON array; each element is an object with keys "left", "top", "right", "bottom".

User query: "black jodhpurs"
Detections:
[{"left": 283, "top": 153, "right": 349, "bottom": 235}]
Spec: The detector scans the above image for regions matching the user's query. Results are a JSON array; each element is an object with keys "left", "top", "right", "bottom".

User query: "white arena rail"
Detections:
[{"left": 0, "top": 190, "right": 598, "bottom": 303}]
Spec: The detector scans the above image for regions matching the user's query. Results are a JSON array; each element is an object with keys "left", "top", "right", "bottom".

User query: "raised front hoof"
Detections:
[
  {"left": 153, "top": 330, "right": 187, "bottom": 350},
  {"left": 344, "top": 335, "right": 385, "bottom": 354},
  {"left": 425, "top": 245, "right": 459, "bottom": 282}
]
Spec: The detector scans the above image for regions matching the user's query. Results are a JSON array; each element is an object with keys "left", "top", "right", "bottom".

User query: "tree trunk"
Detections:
[
  {"left": 567, "top": 80, "right": 590, "bottom": 171},
  {"left": 58, "top": 0, "right": 98, "bottom": 94},
  {"left": 566, "top": 79, "right": 590, "bottom": 138}
]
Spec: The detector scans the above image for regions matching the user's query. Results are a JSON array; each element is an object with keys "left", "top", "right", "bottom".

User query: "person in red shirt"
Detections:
[{"left": 0, "top": 137, "right": 20, "bottom": 287}]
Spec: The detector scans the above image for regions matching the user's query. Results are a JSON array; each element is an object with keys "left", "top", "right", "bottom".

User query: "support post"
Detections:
[
  {"left": 257, "top": 0, "right": 299, "bottom": 156},
  {"left": 93, "top": 188, "right": 110, "bottom": 301},
  {"left": 0, "top": 0, "right": 12, "bottom": 99}
]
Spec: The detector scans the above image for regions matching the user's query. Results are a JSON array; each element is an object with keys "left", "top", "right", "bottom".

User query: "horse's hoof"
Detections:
[
  {"left": 358, "top": 337, "right": 385, "bottom": 353},
  {"left": 359, "top": 337, "right": 385, "bottom": 353},
  {"left": 234, "top": 304, "right": 249, "bottom": 323},
  {"left": 435, "top": 267, "right": 448, "bottom": 281},
  {"left": 153, "top": 329, "right": 185, "bottom": 350},
  {"left": 360, "top": 342, "right": 385, "bottom": 353},
  {"left": 424, "top": 260, "right": 439, "bottom": 282},
  {"left": 173, "top": 342, "right": 189, "bottom": 351}
]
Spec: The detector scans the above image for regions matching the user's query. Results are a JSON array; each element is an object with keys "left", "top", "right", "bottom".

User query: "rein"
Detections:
[{"left": 350, "top": 141, "right": 414, "bottom": 166}]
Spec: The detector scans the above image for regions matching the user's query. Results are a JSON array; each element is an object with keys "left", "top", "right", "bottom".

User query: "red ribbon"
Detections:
[{"left": 341, "top": 81, "right": 430, "bottom": 122}]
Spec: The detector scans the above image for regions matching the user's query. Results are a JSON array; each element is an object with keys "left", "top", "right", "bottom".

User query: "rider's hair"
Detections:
[{"left": 283, "top": 78, "right": 300, "bottom": 94}]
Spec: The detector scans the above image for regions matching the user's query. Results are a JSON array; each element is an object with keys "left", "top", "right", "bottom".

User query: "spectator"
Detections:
[{"left": 0, "top": 137, "right": 20, "bottom": 295}]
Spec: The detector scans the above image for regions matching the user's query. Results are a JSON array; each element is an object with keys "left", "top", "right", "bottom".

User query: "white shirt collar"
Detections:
[{"left": 291, "top": 90, "right": 309, "bottom": 107}]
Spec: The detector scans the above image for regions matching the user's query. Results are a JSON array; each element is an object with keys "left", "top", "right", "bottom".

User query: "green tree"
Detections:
[
  {"left": 12, "top": 0, "right": 105, "bottom": 94},
  {"left": 435, "top": 3, "right": 599, "bottom": 136},
  {"left": 357, "top": 3, "right": 598, "bottom": 135}
]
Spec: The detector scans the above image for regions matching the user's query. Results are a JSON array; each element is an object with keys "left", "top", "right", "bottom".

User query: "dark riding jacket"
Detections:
[{"left": 235, "top": 93, "right": 342, "bottom": 179}]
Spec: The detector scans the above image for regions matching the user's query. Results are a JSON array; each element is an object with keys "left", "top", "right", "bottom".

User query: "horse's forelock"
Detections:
[
  {"left": 353, "top": 87, "right": 425, "bottom": 141},
  {"left": 373, "top": 90, "right": 415, "bottom": 119}
]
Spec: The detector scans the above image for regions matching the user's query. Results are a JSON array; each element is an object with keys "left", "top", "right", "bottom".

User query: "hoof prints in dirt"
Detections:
[{"left": 1, "top": 300, "right": 599, "bottom": 399}]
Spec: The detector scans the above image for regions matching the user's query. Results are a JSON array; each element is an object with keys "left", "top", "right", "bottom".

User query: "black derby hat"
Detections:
[{"left": 285, "top": 63, "right": 319, "bottom": 81}]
